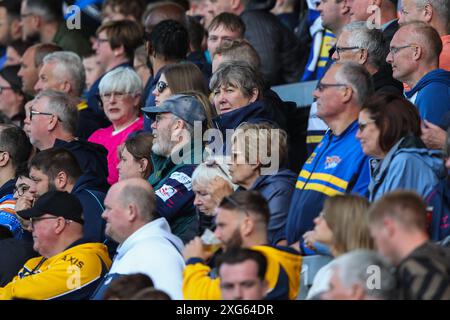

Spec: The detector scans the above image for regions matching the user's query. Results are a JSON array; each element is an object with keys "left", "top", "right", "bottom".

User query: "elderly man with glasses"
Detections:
[{"left": 0, "top": 191, "right": 111, "bottom": 300}]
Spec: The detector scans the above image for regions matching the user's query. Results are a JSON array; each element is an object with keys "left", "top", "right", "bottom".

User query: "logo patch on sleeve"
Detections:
[
  {"left": 155, "top": 184, "right": 177, "bottom": 202},
  {"left": 169, "top": 172, "right": 192, "bottom": 190}
]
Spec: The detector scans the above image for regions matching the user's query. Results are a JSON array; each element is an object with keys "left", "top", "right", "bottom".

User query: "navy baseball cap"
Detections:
[
  {"left": 141, "top": 94, "right": 207, "bottom": 125},
  {"left": 16, "top": 191, "right": 84, "bottom": 225}
]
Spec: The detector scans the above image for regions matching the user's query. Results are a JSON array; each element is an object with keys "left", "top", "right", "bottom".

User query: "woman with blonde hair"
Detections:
[{"left": 303, "top": 194, "right": 373, "bottom": 299}]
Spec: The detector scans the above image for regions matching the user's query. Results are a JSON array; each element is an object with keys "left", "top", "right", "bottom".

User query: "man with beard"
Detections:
[
  {"left": 142, "top": 94, "right": 208, "bottom": 244},
  {"left": 182, "top": 191, "right": 302, "bottom": 300}
]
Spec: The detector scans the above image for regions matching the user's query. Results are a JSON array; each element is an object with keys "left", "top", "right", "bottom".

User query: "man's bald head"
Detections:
[
  {"left": 115, "top": 178, "right": 156, "bottom": 222},
  {"left": 144, "top": 2, "right": 187, "bottom": 32}
]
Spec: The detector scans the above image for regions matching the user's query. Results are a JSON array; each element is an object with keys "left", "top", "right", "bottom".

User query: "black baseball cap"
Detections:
[
  {"left": 17, "top": 191, "right": 84, "bottom": 225},
  {"left": 142, "top": 94, "right": 207, "bottom": 125}
]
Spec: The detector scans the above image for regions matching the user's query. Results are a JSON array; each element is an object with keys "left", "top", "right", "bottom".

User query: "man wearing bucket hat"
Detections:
[
  {"left": 0, "top": 191, "right": 111, "bottom": 300},
  {"left": 142, "top": 94, "right": 207, "bottom": 244}
]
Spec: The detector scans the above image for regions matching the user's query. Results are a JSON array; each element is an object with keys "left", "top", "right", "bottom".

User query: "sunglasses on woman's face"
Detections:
[{"left": 156, "top": 81, "right": 169, "bottom": 93}]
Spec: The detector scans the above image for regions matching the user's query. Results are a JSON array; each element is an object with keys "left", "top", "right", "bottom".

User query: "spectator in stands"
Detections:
[
  {"left": 230, "top": 122, "right": 296, "bottom": 246},
  {"left": 212, "top": 39, "right": 260, "bottom": 73},
  {"left": 151, "top": 62, "right": 209, "bottom": 107},
  {"left": 206, "top": 0, "right": 303, "bottom": 85},
  {"left": 117, "top": 132, "right": 154, "bottom": 181},
  {"left": 303, "top": 194, "right": 373, "bottom": 299},
  {"left": 102, "top": 0, "right": 146, "bottom": 23},
  {"left": 271, "top": 0, "right": 299, "bottom": 32},
  {"left": 399, "top": 0, "right": 450, "bottom": 71},
  {"left": 91, "top": 178, "right": 185, "bottom": 300},
  {"left": 218, "top": 247, "right": 269, "bottom": 300},
  {"left": 87, "top": 19, "right": 143, "bottom": 126},
  {"left": 143, "top": 1, "right": 187, "bottom": 32},
  {"left": 186, "top": 15, "right": 210, "bottom": 79},
  {"left": 142, "top": 20, "right": 189, "bottom": 130},
  {"left": 19, "top": 0, "right": 91, "bottom": 56},
  {"left": 346, "top": 0, "right": 399, "bottom": 43},
  {"left": 192, "top": 156, "right": 236, "bottom": 235},
  {"left": 34, "top": 51, "right": 100, "bottom": 139},
  {"left": 332, "top": 22, "right": 403, "bottom": 94},
  {"left": 0, "top": 0, "right": 23, "bottom": 69},
  {"left": 387, "top": 22, "right": 450, "bottom": 127},
  {"left": 1, "top": 191, "right": 112, "bottom": 300},
  {"left": 286, "top": 62, "right": 373, "bottom": 245},
  {"left": 368, "top": 191, "right": 450, "bottom": 299},
  {"left": 182, "top": 190, "right": 302, "bottom": 300},
  {"left": 179, "top": 90, "right": 218, "bottom": 130},
  {"left": 0, "top": 125, "right": 33, "bottom": 239},
  {"left": 142, "top": 94, "right": 207, "bottom": 243},
  {"left": 207, "top": 13, "right": 245, "bottom": 62},
  {"left": 357, "top": 93, "right": 446, "bottom": 201},
  {"left": 103, "top": 273, "right": 154, "bottom": 300},
  {"left": 24, "top": 89, "right": 109, "bottom": 190},
  {"left": 317, "top": 0, "right": 350, "bottom": 40},
  {"left": 209, "top": 60, "right": 279, "bottom": 141},
  {"left": 0, "top": 66, "right": 28, "bottom": 127},
  {"left": 133, "top": 46, "right": 152, "bottom": 91},
  {"left": 4, "top": 39, "right": 36, "bottom": 67},
  {"left": 88, "top": 67, "right": 144, "bottom": 186},
  {"left": 82, "top": 51, "right": 105, "bottom": 93},
  {"left": 321, "top": 250, "right": 397, "bottom": 300},
  {"left": 28, "top": 148, "right": 107, "bottom": 243},
  {"left": 18, "top": 43, "right": 62, "bottom": 96}
]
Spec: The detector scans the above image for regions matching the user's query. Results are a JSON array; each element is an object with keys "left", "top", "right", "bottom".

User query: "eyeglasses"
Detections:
[
  {"left": 20, "top": 13, "right": 34, "bottom": 19},
  {"left": 316, "top": 82, "right": 348, "bottom": 92},
  {"left": 29, "top": 216, "right": 60, "bottom": 229},
  {"left": 389, "top": 45, "right": 417, "bottom": 55},
  {"left": 100, "top": 91, "right": 130, "bottom": 101},
  {"left": 14, "top": 184, "right": 31, "bottom": 197},
  {"left": 96, "top": 38, "right": 109, "bottom": 44},
  {"left": 205, "top": 159, "right": 230, "bottom": 179},
  {"left": 0, "top": 86, "right": 13, "bottom": 94},
  {"left": 156, "top": 81, "right": 169, "bottom": 93},
  {"left": 29, "top": 109, "right": 62, "bottom": 122},
  {"left": 357, "top": 119, "right": 376, "bottom": 131},
  {"left": 335, "top": 46, "right": 361, "bottom": 58}
]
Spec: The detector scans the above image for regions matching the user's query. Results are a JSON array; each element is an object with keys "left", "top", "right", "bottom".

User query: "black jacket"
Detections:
[
  {"left": 372, "top": 64, "right": 403, "bottom": 95},
  {"left": 241, "top": 9, "right": 303, "bottom": 85},
  {"left": 0, "top": 238, "right": 37, "bottom": 287}
]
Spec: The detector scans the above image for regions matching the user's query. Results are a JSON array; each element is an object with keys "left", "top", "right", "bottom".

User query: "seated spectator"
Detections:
[
  {"left": 0, "top": 191, "right": 112, "bottom": 300},
  {"left": 321, "top": 250, "right": 397, "bottom": 300},
  {"left": 182, "top": 191, "right": 302, "bottom": 300},
  {"left": 398, "top": 0, "right": 450, "bottom": 71},
  {"left": 0, "top": 0, "right": 22, "bottom": 69},
  {"left": 286, "top": 62, "right": 373, "bottom": 245},
  {"left": 87, "top": 19, "right": 143, "bottom": 125},
  {"left": 209, "top": 60, "right": 280, "bottom": 142},
  {"left": 230, "top": 122, "right": 296, "bottom": 245},
  {"left": 101, "top": 0, "right": 146, "bottom": 23},
  {"left": 356, "top": 93, "right": 446, "bottom": 201},
  {"left": 103, "top": 273, "right": 154, "bottom": 300},
  {"left": 117, "top": 132, "right": 154, "bottom": 181},
  {"left": 18, "top": 43, "right": 63, "bottom": 97},
  {"left": 332, "top": 21, "right": 403, "bottom": 94},
  {"left": 303, "top": 194, "right": 373, "bottom": 299},
  {"left": 212, "top": 39, "right": 260, "bottom": 73},
  {"left": 24, "top": 90, "right": 109, "bottom": 190},
  {"left": 186, "top": 15, "right": 211, "bottom": 79},
  {"left": 82, "top": 51, "right": 105, "bottom": 93},
  {"left": 387, "top": 22, "right": 450, "bottom": 127},
  {"left": 0, "top": 125, "right": 33, "bottom": 239},
  {"left": 151, "top": 62, "right": 209, "bottom": 107},
  {"left": 218, "top": 247, "right": 269, "bottom": 300},
  {"left": 34, "top": 51, "right": 101, "bottom": 139},
  {"left": 142, "top": 94, "right": 208, "bottom": 243},
  {"left": 88, "top": 67, "right": 144, "bottom": 185},
  {"left": 192, "top": 156, "right": 236, "bottom": 235},
  {"left": 91, "top": 178, "right": 185, "bottom": 300},
  {"left": 369, "top": 191, "right": 450, "bottom": 300},
  {"left": 133, "top": 45, "right": 152, "bottom": 92},
  {"left": 28, "top": 148, "right": 107, "bottom": 243},
  {"left": 0, "top": 66, "right": 28, "bottom": 127},
  {"left": 20, "top": 0, "right": 91, "bottom": 56},
  {"left": 4, "top": 39, "right": 36, "bottom": 67}
]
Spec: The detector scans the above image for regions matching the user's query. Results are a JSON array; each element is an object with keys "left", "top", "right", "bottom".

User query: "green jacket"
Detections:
[{"left": 53, "top": 24, "right": 91, "bottom": 57}]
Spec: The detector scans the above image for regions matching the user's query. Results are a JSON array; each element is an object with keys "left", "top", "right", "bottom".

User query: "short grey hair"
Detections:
[
  {"left": 209, "top": 60, "right": 264, "bottom": 98},
  {"left": 331, "top": 250, "right": 397, "bottom": 300},
  {"left": 343, "top": 22, "right": 388, "bottom": 69},
  {"left": 99, "top": 67, "right": 142, "bottom": 96},
  {"left": 25, "top": 0, "right": 61, "bottom": 23},
  {"left": 334, "top": 62, "right": 374, "bottom": 106},
  {"left": 413, "top": 0, "right": 449, "bottom": 26},
  {"left": 43, "top": 51, "right": 86, "bottom": 97},
  {"left": 119, "top": 183, "right": 156, "bottom": 222},
  {"left": 34, "top": 90, "right": 79, "bottom": 135},
  {"left": 192, "top": 156, "right": 236, "bottom": 189}
]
